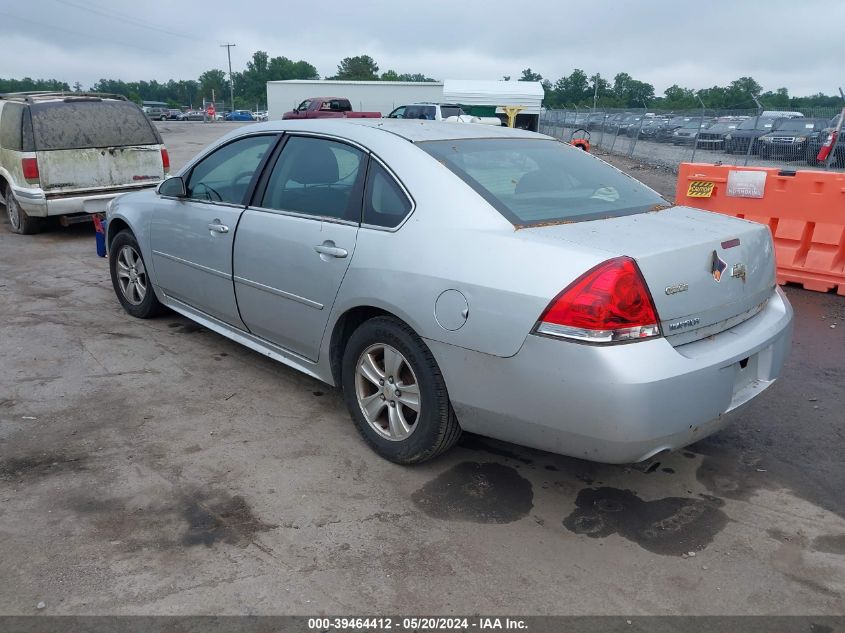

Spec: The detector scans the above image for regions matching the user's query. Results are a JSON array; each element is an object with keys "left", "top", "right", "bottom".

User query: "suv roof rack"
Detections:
[{"left": 0, "top": 91, "right": 129, "bottom": 103}]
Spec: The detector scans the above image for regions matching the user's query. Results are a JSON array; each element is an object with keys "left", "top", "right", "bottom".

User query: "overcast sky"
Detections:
[{"left": 1, "top": 0, "right": 843, "bottom": 97}]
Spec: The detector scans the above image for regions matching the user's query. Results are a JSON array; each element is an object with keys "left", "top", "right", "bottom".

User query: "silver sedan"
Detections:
[{"left": 106, "top": 119, "right": 793, "bottom": 464}]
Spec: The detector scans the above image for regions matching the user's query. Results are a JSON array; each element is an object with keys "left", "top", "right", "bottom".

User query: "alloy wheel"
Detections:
[
  {"left": 115, "top": 245, "right": 147, "bottom": 305},
  {"left": 355, "top": 343, "right": 421, "bottom": 441}
]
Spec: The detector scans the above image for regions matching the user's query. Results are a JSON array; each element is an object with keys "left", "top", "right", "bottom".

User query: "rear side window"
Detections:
[
  {"left": 259, "top": 136, "right": 366, "bottom": 221},
  {"left": 0, "top": 102, "right": 24, "bottom": 151},
  {"left": 404, "top": 105, "right": 436, "bottom": 120},
  {"left": 363, "top": 162, "right": 411, "bottom": 228},
  {"left": 29, "top": 100, "right": 161, "bottom": 151},
  {"left": 440, "top": 106, "right": 464, "bottom": 119},
  {"left": 419, "top": 138, "right": 667, "bottom": 226}
]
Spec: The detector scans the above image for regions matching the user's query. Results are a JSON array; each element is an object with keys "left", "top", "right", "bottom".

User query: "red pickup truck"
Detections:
[{"left": 282, "top": 97, "right": 381, "bottom": 120}]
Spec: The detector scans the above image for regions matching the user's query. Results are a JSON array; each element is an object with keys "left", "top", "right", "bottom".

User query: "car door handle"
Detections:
[
  {"left": 314, "top": 241, "right": 348, "bottom": 258},
  {"left": 207, "top": 221, "right": 229, "bottom": 234}
]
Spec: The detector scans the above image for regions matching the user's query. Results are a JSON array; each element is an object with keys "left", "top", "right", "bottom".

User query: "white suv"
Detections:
[
  {"left": 0, "top": 92, "right": 169, "bottom": 234},
  {"left": 387, "top": 103, "right": 501, "bottom": 126}
]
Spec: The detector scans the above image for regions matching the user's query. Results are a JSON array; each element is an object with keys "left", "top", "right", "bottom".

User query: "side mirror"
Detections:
[{"left": 158, "top": 176, "right": 186, "bottom": 198}]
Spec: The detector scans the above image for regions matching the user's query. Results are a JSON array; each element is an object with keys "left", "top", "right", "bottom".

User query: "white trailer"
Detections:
[
  {"left": 443, "top": 80, "right": 544, "bottom": 131},
  {"left": 266, "top": 80, "right": 444, "bottom": 120}
]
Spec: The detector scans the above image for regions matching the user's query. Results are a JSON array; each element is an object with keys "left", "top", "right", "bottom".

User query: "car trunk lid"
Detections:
[{"left": 521, "top": 206, "right": 776, "bottom": 346}]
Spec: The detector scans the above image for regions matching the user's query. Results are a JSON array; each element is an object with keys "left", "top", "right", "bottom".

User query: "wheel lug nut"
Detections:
[
  {"left": 388, "top": 377, "right": 394, "bottom": 384},
  {"left": 389, "top": 401, "right": 396, "bottom": 407},
  {"left": 380, "top": 395, "right": 385, "bottom": 401},
  {"left": 395, "top": 390, "right": 401, "bottom": 397},
  {"left": 379, "top": 379, "right": 384, "bottom": 386}
]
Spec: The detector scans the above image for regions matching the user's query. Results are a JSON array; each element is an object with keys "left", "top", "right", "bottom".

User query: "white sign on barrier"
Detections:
[{"left": 727, "top": 170, "right": 767, "bottom": 198}]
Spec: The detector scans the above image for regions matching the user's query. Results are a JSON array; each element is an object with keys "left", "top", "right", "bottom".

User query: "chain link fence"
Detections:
[{"left": 539, "top": 107, "right": 845, "bottom": 172}]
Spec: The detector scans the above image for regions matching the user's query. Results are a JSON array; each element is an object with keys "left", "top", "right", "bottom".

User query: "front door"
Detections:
[
  {"left": 149, "top": 134, "right": 276, "bottom": 327},
  {"left": 233, "top": 135, "right": 367, "bottom": 361}
]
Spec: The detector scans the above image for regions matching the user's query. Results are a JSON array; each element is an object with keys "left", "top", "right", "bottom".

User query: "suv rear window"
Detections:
[
  {"left": 29, "top": 100, "right": 160, "bottom": 151},
  {"left": 419, "top": 138, "right": 667, "bottom": 226}
]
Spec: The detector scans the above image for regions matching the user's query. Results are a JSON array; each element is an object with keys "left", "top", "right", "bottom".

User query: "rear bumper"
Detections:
[
  {"left": 13, "top": 185, "right": 157, "bottom": 218},
  {"left": 428, "top": 287, "right": 793, "bottom": 464}
]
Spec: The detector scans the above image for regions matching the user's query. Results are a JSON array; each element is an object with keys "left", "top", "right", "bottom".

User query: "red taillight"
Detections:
[
  {"left": 536, "top": 257, "right": 661, "bottom": 343},
  {"left": 161, "top": 148, "right": 170, "bottom": 171},
  {"left": 22, "top": 158, "right": 39, "bottom": 181}
]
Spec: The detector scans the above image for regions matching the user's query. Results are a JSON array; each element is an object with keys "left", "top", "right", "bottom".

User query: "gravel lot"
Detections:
[{"left": 0, "top": 121, "right": 843, "bottom": 616}]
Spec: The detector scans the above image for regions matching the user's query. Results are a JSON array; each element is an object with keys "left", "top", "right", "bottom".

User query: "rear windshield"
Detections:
[
  {"left": 419, "top": 138, "right": 667, "bottom": 226},
  {"left": 30, "top": 100, "right": 161, "bottom": 151}
]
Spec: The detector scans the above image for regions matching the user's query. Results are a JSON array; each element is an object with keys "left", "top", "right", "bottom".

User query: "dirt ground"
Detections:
[{"left": 0, "top": 122, "right": 843, "bottom": 616}]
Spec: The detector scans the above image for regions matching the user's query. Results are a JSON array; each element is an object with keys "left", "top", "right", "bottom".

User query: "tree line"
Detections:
[{"left": 1, "top": 52, "right": 840, "bottom": 112}]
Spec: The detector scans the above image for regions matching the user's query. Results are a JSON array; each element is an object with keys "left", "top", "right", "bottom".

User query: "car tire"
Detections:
[
  {"left": 109, "top": 230, "right": 164, "bottom": 319},
  {"left": 3, "top": 185, "right": 42, "bottom": 235},
  {"left": 341, "top": 316, "right": 461, "bottom": 464}
]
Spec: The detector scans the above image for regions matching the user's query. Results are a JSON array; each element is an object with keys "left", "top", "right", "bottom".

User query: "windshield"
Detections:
[
  {"left": 737, "top": 117, "right": 776, "bottom": 130},
  {"left": 419, "top": 138, "right": 667, "bottom": 226},
  {"left": 30, "top": 100, "right": 160, "bottom": 151},
  {"left": 774, "top": 119, "right": 820, "bottom": 131}
]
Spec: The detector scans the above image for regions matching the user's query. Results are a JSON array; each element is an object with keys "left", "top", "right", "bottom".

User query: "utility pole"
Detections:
[
  {"left": 592, "top": 74, "right": 599, "bottom": 113},
  {"left": 221, "top": 43, "right": 236, "bottom": 114}
]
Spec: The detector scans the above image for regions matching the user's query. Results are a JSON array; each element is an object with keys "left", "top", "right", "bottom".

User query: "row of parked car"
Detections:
[
  {"left": 550, "top": 110, "right": 843, "bottom": 165},
  {"left": 142, "top": 105, "right": 269, "bottom": 122}
]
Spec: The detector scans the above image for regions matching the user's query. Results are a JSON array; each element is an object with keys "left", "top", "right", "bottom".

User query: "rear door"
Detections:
[
  {"left": 31, "top": 100, "right": 166, "bottom": 196},
  {"left": 149, "top": 133, "right": 277, "bottom": 327},
  {"left": 233, "top": 135, "right": 367, "bottom": 361}
]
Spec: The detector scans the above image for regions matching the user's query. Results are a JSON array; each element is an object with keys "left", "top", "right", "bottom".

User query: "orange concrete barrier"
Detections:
[{"left": 676, "top": 163, "right": 845, "bottom": 295}]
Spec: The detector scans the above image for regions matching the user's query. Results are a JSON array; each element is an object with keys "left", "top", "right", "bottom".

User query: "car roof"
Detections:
[{"left": 250, "top": 118, "right": 544, "bottom": 143}]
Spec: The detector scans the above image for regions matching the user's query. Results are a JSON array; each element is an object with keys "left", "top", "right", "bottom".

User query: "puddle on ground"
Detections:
[
  {"left": 412, "top": 461, "right": 533, "bottom": 523},
  {"left": 562, "top": 487, "right": 728, "bottom": 556},
  {"left": 182, "top": 495, "right": 276, "bottom": 547},
  {"left": 813, "top": 533, "right": 845, "bottom": 555}
]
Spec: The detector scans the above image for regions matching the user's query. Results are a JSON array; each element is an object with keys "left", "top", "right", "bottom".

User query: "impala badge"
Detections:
[
  {"left": 731, "top": 263, "right": 747, "bottom": 282},
  {"left": 711, "top": 250, "right": 727, "bottom": 282}
]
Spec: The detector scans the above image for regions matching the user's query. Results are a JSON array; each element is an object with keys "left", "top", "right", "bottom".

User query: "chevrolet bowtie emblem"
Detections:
[{"left": 711, "top": 250, "right": 727, "bottom": 282}]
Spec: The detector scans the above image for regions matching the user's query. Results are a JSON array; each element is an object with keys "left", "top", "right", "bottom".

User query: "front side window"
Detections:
[
  {"left": 259, "top": 136, "right": 365, "bottom": 221},
  {"left": 185, "top": 135, "right": 274, "bottom": 204},
  {"left": 388, "top": 106, "right": 406, "bottom": 119},
  {"left": 296, "top": 100, "right": 311, "bottom": 112},
  {"left": 420, "top": 138, "right": 667, "bottom": 226},
  {"left": 363, "top": 162, "right": 412, "bottom": 228}
]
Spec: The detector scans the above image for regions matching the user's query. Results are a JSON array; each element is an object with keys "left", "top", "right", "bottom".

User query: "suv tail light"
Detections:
[
  {"left": 161, "top": 148, "right": 170, "bottom": 172},
  {"left": 22, "top": 158, "right": 39, "bottom": 181},
  {"left": 535, "top": 257, "right": 661, "bottom": 344}
]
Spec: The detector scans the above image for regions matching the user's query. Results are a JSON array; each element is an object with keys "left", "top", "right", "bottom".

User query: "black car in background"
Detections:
[
  {"left": 757, "top": 118, "right": 830, "bottom": 160},
  {"left": 671, "top": 118, "right": 715, "bottom": 145},
  {"left": 723, "top": 116, "right": 780, "bottom": 154},
  {"left": 603, "top": 113, "right": 629, "bottom": 132},
  {"left": 637, "top": 116, "right": 670, "bottom": 139},
  {"left": 806, "top": 115, "right": 844, "bottom": 166},
  {"left": 655, "top": 116, "right": 697, "bottom": 142},
  {"left": 696, "top": 117, "right": 747, "bottom": 150},
  {"left": 586, "top": 112, "right": 607, "bottom": 130}
]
